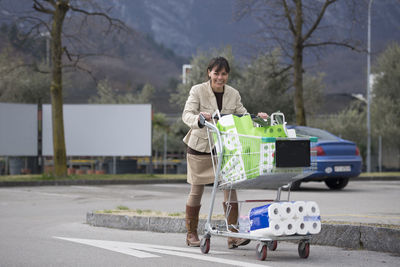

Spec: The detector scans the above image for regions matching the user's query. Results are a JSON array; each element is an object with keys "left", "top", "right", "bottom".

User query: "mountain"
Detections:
[
  {"left": 1, "top": 0, "right": 399, "bottom": 112},
  {"left": 0, "top": 0, "right": 187, "bottom": 112},
  {"left": 109, "top": 0, "right": 400, "bottom": 95},
  {"left": 108, "top": 0, "right": 258, "bottom": 59}
]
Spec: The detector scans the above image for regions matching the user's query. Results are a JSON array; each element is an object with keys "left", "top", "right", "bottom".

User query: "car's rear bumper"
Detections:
[{"left": 305, "top": 158, "right": 362, "bottom": 181}]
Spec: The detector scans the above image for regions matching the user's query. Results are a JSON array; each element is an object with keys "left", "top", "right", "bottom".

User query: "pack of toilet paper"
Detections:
[{"left": 247, "top": 201, "right": 321, "bottom": 237}]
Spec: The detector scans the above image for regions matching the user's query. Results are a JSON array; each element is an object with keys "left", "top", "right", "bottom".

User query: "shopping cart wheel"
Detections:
[
  {"left": 267, "top": 240, "right": 278, "bottom": 251},
  {"left": 256, "top": 243, "right": 267, "bottom": 261},
  {"left": 298, "top": 240, "right": 310, "bottom": 259},
  {"left": 200, "top": 237, "right": 210, "bottom": 254}
]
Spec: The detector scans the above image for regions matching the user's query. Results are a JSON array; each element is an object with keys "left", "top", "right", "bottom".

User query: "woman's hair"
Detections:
[{"left": 207, "top": 57, "right": 230, "bottom": 78}]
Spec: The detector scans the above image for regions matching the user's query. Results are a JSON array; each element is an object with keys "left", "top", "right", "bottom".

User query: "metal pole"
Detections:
[
  {"left": 366, "top": 0, "right": 374, "bottom": 172},
  {"left": 37, "top": 100, "right": 43, "bottom": 174},
  {"left": 163, "top": 132, "right": 167, "bottom": 175},
  {"left": 46, "top": 37, "right": 50, "bottom": 66},
  {"left": 149, "top": 109, "right": 153, "bottom": 174},
  {"left": 113, "top": 156, "right": 117, "bottom": 174},
  {"left": 5, "top": 156, "right": 9, "bottom": 175},
  {"left": 378, "top": 135, "right": 382, "bottom": 172}
]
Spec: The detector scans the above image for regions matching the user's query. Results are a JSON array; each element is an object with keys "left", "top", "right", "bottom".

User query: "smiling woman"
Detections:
[
  {"left": 207, "top": 57, "right": 230, "bottom": 93},
  {"left": 181, "top": 56, "right": 249, "bottom": 248},
  {"left": 181, "top": 56, "right": 269, "bottom": 248}
]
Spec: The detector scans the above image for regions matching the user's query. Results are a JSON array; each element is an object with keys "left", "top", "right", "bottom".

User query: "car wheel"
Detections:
[
  {"left": 290, "top": 180, "right": 302, "bottom": 190},
  {"left": 325, "top": 178, "right": 349, "bottom": 190}
]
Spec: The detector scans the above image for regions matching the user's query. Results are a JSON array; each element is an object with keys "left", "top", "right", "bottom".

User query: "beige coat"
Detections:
[
  {"left": 182, "top": 81, "right": 247, "bottom": 153},
  {"left": 182, "top": 81, "right": 247, "bottom": 185}
]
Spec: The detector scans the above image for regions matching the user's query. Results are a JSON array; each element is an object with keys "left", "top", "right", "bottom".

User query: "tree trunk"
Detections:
[
  {"left": 293, "top": 0, "right": 307, "bottom": 126},
  {"left": 50, "top": 1, "right": 69, "bottom": 177}
]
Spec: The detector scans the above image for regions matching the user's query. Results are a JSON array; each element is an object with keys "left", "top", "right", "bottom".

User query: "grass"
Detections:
[
  {"left": 96, "top": 208, "right": 184, "bottom": 218},
  {"left": 0, "top": 173, "right": 187, "bottom": 182},
  {"left": 95, "top": 207, "right": 224, "bottom": 220},
  {"left": 359, "top": 172, "right": 400, "bottom": 177}
]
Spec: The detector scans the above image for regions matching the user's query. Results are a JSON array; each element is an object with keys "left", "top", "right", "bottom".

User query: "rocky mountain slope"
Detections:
[
  {"left": 110, "top": 0, "right": 400, "bottom": 95},
  {"left": 1, "top": 0, "right": 399, "bottom": 110}
]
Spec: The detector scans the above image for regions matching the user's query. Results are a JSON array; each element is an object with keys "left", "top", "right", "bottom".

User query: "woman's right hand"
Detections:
[{"left": 199, "top": 112, "right": 212, "bottom": 121}]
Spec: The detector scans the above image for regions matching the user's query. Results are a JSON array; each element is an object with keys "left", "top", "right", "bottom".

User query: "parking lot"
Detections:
[{"left": 0, "top": 180, "right": 399, "bottom": 266}]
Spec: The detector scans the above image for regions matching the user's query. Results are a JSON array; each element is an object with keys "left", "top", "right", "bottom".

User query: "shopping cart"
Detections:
[{"left": 198, "top": 111, "right": 318, "bottom": 261}]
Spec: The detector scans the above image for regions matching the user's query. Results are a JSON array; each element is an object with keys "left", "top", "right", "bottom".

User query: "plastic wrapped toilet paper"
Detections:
[
  {"left": 280, "top": 202, "right": 295, "bottom": 219},
  {"left": 267, "top": 203, "right": 283, "bottom": 220},
  {"left": 250, "top": 220, "right": 284, "bottom": 237},
  {"left": 293, "top": 201, "right": 307, "bottom": 218},
  {"left": 249, "top": 201, "right": 321, "bottom": 237},
  {"left": 249, "top": 204, "right": 285, "bottom": 237},
  {"left": 305, "top": 201, "right": 320, "bottom": 216},
  {"left": 294, "top": 220, "right": 308, "bottom": 235},
  {"left": 282, "top": 219, "right": 297, "bottom": 235},
  {"left": 305, "top": 220, "right": 321, "bottom": 234},
  {"left": 259, "top": 142, "right": 274, "bottom": 175}
]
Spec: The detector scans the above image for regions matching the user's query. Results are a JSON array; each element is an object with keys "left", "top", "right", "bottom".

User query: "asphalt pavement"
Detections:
[
  {"left": 1, "top": 180, "right": 399, "bottom": 266},
  {"left": 1, "top": 176, "right": 400, "bottom": 255}
]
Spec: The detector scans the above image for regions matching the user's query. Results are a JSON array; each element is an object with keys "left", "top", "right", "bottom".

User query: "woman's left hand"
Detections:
[{"left": 257, "top": 112, "right": 269, "bottom": 119}]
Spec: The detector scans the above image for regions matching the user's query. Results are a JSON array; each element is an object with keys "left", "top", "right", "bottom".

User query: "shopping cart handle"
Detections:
[
  {"left": 199, "top": 113, "right": 206, "bottom": 128},
  {"left": 199, "top": 113, "right": 257, "bottom": 128},
  {"left": 214, "top": 114, "right": 257, "bottom": 119}
]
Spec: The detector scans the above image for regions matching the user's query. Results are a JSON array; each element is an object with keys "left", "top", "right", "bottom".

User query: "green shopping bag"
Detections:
[
  {"left": 217, "top": 113, "right": 288, "bottom": 138},
  {"left": 215, "top": 113, "right": 288, "bottom": 182}
]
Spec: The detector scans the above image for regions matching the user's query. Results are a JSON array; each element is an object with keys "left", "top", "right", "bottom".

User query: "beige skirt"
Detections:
[{"left": 186, "top": 153, "right": 215, "bottom": 185}]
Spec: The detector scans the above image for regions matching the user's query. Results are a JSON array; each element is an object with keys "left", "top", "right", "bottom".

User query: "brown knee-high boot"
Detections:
[
  {"left": 185, "top": 205, "right": 201, "bottom": 247},
  {"left": 223, "top": 202, "right": 251, "bottom": 249}
]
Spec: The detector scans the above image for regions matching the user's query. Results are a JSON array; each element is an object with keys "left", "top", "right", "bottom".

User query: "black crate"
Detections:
[{"left": 275, "top": 140, "right": 310, "bottom": 168}]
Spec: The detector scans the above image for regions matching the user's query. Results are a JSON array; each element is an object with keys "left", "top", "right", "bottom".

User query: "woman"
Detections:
[{"left": 182, "top": 56, "right": 268, "bottom": 248}]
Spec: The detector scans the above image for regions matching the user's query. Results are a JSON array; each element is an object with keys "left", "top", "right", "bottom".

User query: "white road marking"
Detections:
[
  {"left": 55, "top": 237, "right": 157, "bottom": 258},
  {"left": 54, "top": 237, "right": 271, "bottom": 267},
  {"left": 70, "top": 186, "right": 103, "bottom": 190},
  {"left": 1, "top": 188, "right": 81, "bottom": 198}
]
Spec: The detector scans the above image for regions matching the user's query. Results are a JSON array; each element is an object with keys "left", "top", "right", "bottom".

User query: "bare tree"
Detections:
[
  {"left": 26, "top": 0, "right": 127, "bottom": 177},
  {"left": 235, "top": 0, "right": 361, "bottom": 125}
]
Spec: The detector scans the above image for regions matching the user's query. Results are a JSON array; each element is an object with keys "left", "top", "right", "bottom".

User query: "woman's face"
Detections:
[{"left": 208, "top": 66, "right": 229, "bottom": 92}]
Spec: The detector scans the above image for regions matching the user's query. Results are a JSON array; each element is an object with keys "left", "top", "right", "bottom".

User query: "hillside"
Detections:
[
  {"left": 1, "top": 0, "right": 400, "bottom": 113},
  {"left": 110, "top": 0, "right": 400, "bottom": 95},
  {"left": 0, "top": 2, "right": 186, "bottom": 113}
]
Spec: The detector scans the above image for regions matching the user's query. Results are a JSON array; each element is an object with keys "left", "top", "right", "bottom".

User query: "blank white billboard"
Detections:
[
  {"left": 43, "top": 104, "right": 152, "bottom": 156},
  {"left": 0, "top": 103, "right": 38, "bottom": 156}
]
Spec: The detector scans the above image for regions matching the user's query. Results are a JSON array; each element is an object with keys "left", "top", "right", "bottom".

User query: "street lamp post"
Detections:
[
  {"left": 40, "top": 31, "right": 51, "bottom": 66},
  {"left": 366, "top": 0, "right": 373, "bottom": 173}
]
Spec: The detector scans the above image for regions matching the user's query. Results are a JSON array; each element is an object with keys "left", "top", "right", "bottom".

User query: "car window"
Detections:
[{"left": 294, "top": 127, "right": 339, "bottom": 141}]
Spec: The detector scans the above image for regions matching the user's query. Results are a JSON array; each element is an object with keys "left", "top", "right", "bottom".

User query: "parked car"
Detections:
[{"left": 286, "top": 125, "right": 362, "bottom": 190}]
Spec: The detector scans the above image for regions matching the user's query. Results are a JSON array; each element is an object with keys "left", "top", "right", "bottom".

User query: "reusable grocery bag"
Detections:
[{"left": 215, "top": 113, "right": 288, "bottom": 183}]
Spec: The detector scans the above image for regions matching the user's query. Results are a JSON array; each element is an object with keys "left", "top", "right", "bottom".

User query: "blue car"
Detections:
[{"left": 287, "top": 125, "right": 363, "bottom": 190}]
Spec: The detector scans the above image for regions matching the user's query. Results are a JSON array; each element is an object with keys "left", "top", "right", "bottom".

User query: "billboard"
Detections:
[
  {"left": 0, "top": 103, "right": 38, "bottom": 156},
  {"left": 42, "top": 104, "right": 152, "bottom": 156}
]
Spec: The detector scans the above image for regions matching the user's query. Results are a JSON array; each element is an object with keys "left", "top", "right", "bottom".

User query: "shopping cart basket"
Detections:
[{"left": 198, "top": 111, "right": 318, "bottom": 261}]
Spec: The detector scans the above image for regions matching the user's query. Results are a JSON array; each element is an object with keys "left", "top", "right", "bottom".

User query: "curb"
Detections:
[
  {"left": 353, "top": 176, "right": 400, "bottom": 181},
  {"left": 0, "top": 176, "right": 399, "bottom": 187},
  {"left": 86, "top": 212, "right": 400, "bottom": 255},
  {"left": 0, "top": 179, "right": 186, "bottom": 187}
]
